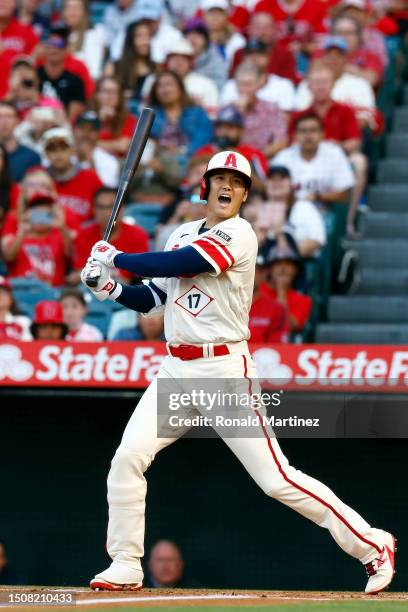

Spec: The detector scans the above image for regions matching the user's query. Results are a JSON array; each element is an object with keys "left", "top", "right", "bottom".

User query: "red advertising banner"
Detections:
[{"left": 1, "top": 341, "right": 408, "bottom": 392}]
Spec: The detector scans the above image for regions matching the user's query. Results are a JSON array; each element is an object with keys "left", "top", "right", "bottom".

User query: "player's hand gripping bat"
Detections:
[{"left": 85, "top": 107, "right": 155, "bottom": 287}]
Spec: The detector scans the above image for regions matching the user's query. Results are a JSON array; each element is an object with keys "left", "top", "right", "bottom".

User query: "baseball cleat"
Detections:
[
  {"left": 90, "top": 578, "right": 142, "bottom": 591},
  {"left": 364, "top": 531, "right": 397, "bottom": 594}
]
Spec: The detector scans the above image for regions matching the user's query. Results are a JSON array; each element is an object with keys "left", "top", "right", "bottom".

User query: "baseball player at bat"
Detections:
[{"left": 81, "top": 151, "right": 396, "bottom": 594}]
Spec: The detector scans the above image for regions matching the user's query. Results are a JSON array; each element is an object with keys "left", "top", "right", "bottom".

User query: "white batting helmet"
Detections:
[{"left": 200, "top": 150, "right": 252, "bottom": 200}]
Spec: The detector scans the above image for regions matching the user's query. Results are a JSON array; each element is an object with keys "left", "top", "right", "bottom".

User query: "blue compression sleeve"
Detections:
[
  {"left": 114, "top": 246, "right": 214, "bottom": 277},
  {"left": 116, "top": 282, "right": 164, "bottom": 313}
]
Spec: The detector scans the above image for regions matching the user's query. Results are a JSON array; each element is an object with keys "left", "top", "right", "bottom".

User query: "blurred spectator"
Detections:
[
  {"left": 62, "top": 0, "right": 105, "bottom": 80},
  {"left": 60, "top": 288, "right": 103, "bottom": 341},
  {"left": 194, "top": 105, "right": 269, "bottom": 189},
  {"left": 165, "top": 38, "right": 219, "bottom": 116},
  {"left": 221, "top": 39, "right": 296, "bottom": 112},
  {"left": 249, "top": 257, "right": 288, "bottom": 343},
  {"left": 231, "top": 64, "right": 288, "bottom": 158},
  {"left": 331, "top": 15, "right": 383, "bottom": 87},
  {"left": 69, "top": 187, "right": 149, "bottom": 285},
  {"left": 145, "top": 540, "right": 186, "bottom": 588},
  {"left": 1, "top": 188, "right": 72, "bottom": 286},
  {"left": 273, "top": 112, "right": 355, "bottom": 207},
  {"left": 0, "top": 101, "right": 41, "bottom": 182},
  {"left": 331, "top": 0, "right": 388, "bottom": 73},
  {"left": 104, "top": 0, "right": 183, "bottom": 64},
  {"left": 14, "top": 106, "right": 67, "bottom": 156},
  {"left": 147, "top": 71, "right": 213, "bottom": 157},
  {"left": 37, "top": 22, "right": 86, "bottom": 121},
  {"left": 0, "top": 276, "right": 32, "bottom": 341},
  {"left": 0, "top": 144, "right": 17, "bottom": 230},
  {"left": 112, "top": 20, "right": 156, "bottom": 106},
  {"left": 6, "top": 57, "right": 64, "bottom": 121},
  {"left": 261, "top": 244, "right": 312, "bottom": 333},
  {"left": 184, "top": 17, "right": 228, "bottom": 91},
  {"left": 154, "top": 158, "right": 210, "bottom": 250},
  {"left": 102, "top": 0, "right": 143, "bottom": 63},
  {"left": 201, "top": 0, "right": 246, "bottom": 68},
  {"left": 42, "top": 126, "right": 102, "bottom": 224},
  {"left": 74, "top": 112, "right": 120, "bottom": 189},
  {"left": 0, "top": 0, "right": 39, "bottom": 99},
  {"left": 229, "top": 11, "right": 298, "bottom": 83},
  {"left": 295, "top": 39, "right": 376, "bottom": 119},
  {"left": 16, "top": 0, "right": 50, "bottom": 40},
  {"left": 30, "top": 300, "right": 68, "bottom": 340},
  {"left": 292, "top": 64, "right": 367, "bottom": 237},
  {"left": 93, "top": 76, "right": 137, "bottom": 158},
  {"left": 245, "top": 165, "right": 326, "bottom": 257},
  {"left": 0, "top": 539, "right": 27, "bottom": 585},
  {"left": 253, "top": 0, "right": 328, "bottom": 54},
  {"left": 113, "top": 312, "right": 164, "bottom": 340}
]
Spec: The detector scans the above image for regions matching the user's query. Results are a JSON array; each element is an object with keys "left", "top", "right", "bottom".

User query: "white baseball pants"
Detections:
[{"left": 105, "top": 347, "right": 385, "bottom": 579}]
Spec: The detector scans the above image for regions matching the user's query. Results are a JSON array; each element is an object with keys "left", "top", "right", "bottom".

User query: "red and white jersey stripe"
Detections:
[{"left": 150, "top": 216, "right": 258, "bottom": 345}]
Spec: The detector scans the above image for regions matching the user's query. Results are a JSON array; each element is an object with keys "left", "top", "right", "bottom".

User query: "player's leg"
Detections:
[
  {"left": 92, "top": 360, "right": 188, "bottom": 589},
  {"left": 219, "top": 352, "right": 395, "bottom": 592}
]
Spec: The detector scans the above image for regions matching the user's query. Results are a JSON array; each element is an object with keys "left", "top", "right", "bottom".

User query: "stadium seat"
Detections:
[
  {"left": 368, "top": 184, "right": 408, "bottom": 212},
  {"left": 124, "top": 203, "right": 162, "bottom": 236},
  {"left": 10, "top": 278, "right": 59, "bottom": 317},
  {"left": 85, "top": 300, "right": 114, "bottom": 338},
  {"left": 315, "top": 323, "right": 408, "bottom": 344},
  {"left": 328, "top": 296, "right": 408, "bottom": 322},
  {"left": 377, "top": 158, "right": 408, "bottom": 183}
]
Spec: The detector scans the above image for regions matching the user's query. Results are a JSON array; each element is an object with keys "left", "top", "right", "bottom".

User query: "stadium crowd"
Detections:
[{"left": 0, "top": 0, "right": 405, "bottom": 343}]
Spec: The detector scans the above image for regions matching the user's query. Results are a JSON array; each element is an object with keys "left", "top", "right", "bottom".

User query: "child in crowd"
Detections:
[{"left": 60, "top": 288, "right": 103, "bottom": 341}]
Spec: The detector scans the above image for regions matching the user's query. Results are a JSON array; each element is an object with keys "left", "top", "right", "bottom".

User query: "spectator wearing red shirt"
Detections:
[
  {"left": 254, "top": 0, "right": 328, "bottom": 54},
  {"left": 68, "top": 187, "right": 149, "bottom": 285},
  {"left": 0, "top": 275, "right": 32, "bottom": 341},
  {"left": 42, "top": 127, "right": 102, "bottom": 225},
  {"left": 93, "top": 76, "right": 137, "bottom": 159},
  {"left": 229, "top": 11, "right": 298, "bottom": 83},
  {"left": 261, "top": 244, "right": 312, "bottom": 333},
  {"left": 37, "top": 22, "right": 86, "bottom": 122},
  {"left": 331, "top": 15, "right": 383, "bottom": 87},
  {"left": 1, "top": 189, "right": 72, "bottom": 287},
  {"left": 292, "top": 63, "right": 366, "bottom": 237},
  {"left": 0, "top": 143, "right": 17, "bottom": 231},
  {"left": 194, "top": 105, "right": 269, "bottom": 189},
  {"left": 0, "top": 0, "right": 39, "bottom": 99},
  {"left": 249, "top": 256, "right": 288, "bottom": 343}
]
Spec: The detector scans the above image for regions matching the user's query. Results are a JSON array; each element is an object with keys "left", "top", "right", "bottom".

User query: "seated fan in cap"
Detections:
[{"left": 30, "top": 301, "right": 68, "bottom": 340}]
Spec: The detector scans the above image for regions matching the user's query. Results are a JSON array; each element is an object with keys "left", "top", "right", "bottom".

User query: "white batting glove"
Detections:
[
  {"left": 80, "top": 258, "right": 122, "bottom": 301},
  {"left": 91, "top": 240, "right": 123, "bottom": 268}
]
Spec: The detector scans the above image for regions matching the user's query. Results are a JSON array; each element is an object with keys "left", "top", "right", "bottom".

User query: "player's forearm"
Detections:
[
  {"left": 114, "top": 246, "right": 213, "bottom": 278},
  {"left": 115, "top": 283, "right": 159, "bottom": 313}
]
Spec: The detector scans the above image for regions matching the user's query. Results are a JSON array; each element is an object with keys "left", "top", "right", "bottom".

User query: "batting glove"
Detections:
[
  {"left": 80, "top": 258, "right": 122, "bottom": 302},
  {"left": 91, "top": 240, "right": 123, "bottom": 268}
]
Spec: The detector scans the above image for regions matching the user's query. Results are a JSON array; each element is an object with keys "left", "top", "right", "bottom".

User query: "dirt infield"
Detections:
[{"left": 1, "top": 587, "right": 408, "bottom": 610}]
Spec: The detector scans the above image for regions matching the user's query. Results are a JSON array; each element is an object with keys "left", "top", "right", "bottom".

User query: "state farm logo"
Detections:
[
  {"left": 252, "top": 348, "right": 293, "bottom": 385},
  {"left": 0, "top": 345, "right": 34, "bottom": 381}
]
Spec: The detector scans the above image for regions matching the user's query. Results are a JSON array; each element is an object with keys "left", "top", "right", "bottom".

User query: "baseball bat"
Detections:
[{"left": 86, "top": 107, "right": 155, "bottom": 287}]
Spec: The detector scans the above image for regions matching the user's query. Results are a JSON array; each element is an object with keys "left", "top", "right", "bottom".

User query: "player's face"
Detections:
[{"left": 207, "top": 170, "right": 248, "bottom": 220}]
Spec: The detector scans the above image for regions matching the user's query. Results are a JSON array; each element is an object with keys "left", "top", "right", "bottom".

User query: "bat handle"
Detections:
[{"left": 86, "top": 277, "right": 98, "bottom": 288}]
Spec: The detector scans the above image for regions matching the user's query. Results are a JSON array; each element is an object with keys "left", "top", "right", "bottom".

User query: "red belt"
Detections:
[{"left": 168, "top": 344, "right": 230, "bottom": 361}]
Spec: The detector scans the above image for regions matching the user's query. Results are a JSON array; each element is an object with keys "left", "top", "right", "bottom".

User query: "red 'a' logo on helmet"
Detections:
[{"left": 224, "top": 153, "right": 237, "bottom": 168}]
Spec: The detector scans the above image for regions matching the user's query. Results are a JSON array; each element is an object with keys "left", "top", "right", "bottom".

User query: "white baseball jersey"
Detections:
[{"left": 148, "top": 215, "right": 258, "bottom": 345}]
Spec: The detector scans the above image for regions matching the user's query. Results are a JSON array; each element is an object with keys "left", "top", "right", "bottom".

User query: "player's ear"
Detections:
[{"left": 242, "top": 189, "right": 248, "bottom": 203}]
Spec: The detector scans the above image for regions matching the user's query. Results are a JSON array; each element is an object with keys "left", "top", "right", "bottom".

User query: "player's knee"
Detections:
[{"left": 108, "top": 446, "right": 149, "bottom": 483}]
